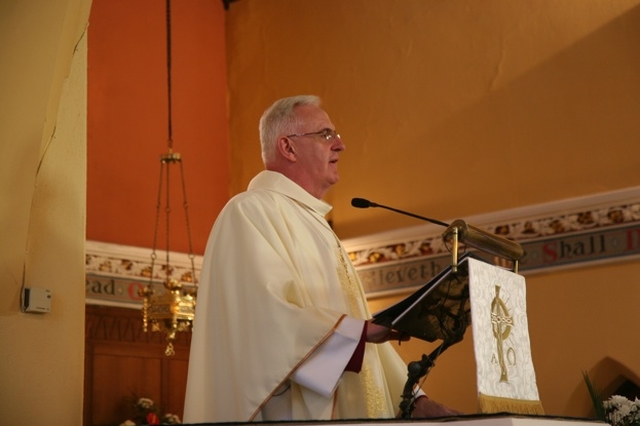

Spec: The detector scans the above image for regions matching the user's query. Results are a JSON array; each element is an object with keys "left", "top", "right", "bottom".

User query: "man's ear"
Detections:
[{"left": 277, "top": 136, "right": 297, "bottom": 161}]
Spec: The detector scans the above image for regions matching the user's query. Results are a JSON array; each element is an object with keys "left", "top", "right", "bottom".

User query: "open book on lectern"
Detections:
[{"left": 372, "top": 252, "right": 480, "bottom": 343}]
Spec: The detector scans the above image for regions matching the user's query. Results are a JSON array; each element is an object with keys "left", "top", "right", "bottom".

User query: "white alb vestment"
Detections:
[{"left": 183, "top": 171, "right": 409, "bottom": 422}]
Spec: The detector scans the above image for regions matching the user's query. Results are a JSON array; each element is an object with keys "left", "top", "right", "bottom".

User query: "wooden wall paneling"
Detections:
[
  {"left": 92, "top": 344, "right": 163, "bottom": 425},
  {"left": 84, "top": 304, "right": 191, "bottom": 426},
  {"left": 164, "top": 352, "right": 190, "bottom": 418}
]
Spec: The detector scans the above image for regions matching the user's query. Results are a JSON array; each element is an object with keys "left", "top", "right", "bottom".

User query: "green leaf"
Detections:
[{"left": 583, "top": 371, "right": 606, "bottom": 422}]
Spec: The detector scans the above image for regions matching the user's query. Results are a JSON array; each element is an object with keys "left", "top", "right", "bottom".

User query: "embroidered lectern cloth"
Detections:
[{"left": 467, "top": 258, "right": 545, "bottom": 415}]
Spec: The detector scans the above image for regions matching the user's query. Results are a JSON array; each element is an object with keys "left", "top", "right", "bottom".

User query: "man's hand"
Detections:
[
  {"left": 365, "top": 320, "right": 410, "bottom": 344},
  {"left": 412, "top": 396, "right": 463, "bottom": 418}
]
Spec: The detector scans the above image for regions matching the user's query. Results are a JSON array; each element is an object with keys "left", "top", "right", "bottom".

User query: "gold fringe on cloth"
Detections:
[{"left": 478, "top": 393, "right": 545, "bottom": 415}]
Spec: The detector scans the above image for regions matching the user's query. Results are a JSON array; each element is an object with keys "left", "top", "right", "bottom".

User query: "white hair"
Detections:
[{"left": 258, "top": 95, "right": 321, "bottom": 165}]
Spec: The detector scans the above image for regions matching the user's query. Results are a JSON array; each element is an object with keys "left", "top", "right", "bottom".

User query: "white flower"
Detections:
[
  {"left": 604, "top": 395, "right": 640, "bottom": 426},
  {"left": 163, "top": 413, "right": 182, "bottom": 424},
  {"left": 137, "top": 397, "right": 155, "bottom": 410}
]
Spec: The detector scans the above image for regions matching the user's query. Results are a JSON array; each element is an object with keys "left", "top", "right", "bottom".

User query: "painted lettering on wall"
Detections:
[
  {"left": 85, "top": 276, "right": 194, "bottom": 306},
  {"left": 356, "top": 224, "right": 640, "bottom": 295}
]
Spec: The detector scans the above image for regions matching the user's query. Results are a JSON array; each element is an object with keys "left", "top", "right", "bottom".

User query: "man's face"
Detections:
[{"left": 288, "top": 104, "right": 345, "bottom": 197}]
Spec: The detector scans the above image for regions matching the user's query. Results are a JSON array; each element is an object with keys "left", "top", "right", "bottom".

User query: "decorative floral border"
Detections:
[
  {"left": 85, "top": 241, "right": 203, "bottom": 285},
  {"left": 345, "top": 202, "right": 640, "bottom": 268}
]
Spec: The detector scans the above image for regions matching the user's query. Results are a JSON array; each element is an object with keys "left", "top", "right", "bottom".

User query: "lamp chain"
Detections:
[
  {"left": 165, "top": 0, "right": 173, "bottom": 150},
  {"left": 148, "top": 0, "right": 199, "bottom": 286}
]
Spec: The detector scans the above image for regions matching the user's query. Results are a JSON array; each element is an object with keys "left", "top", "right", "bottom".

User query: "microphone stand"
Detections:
[{"left": 398, "top": 282, "right": 469, "bottom": 419}]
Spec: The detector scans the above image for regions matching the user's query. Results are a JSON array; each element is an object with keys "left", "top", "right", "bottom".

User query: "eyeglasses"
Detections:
[{"left": 286, "top": 128, "right": 341, "bottom": 141}]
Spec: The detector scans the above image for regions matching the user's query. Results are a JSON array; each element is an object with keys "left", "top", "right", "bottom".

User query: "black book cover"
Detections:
[{"left": 372, "top": 252, "right": 482, "bottom": 342}]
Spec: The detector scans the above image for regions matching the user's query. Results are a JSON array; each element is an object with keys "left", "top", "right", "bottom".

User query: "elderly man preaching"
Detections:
[{"left": 183, "top": 95, "right": 460, "bottom": 422}]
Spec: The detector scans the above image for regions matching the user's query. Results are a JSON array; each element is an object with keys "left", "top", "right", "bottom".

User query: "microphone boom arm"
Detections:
[
  {"left": 351, "top": 197, "right": 524, "bottom": 273},
  {"left": 370, "top": 203, "right": 450, "bottom": 228},
  {"left": 351, "top": 198, "right": 449, "bottom": 228}
]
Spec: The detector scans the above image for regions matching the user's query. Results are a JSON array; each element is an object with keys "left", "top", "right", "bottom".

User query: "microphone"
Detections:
[
  {"left": 351, "top": 198, "right": 450, "bottom": 228},
  {"left": 351, "top": 197, "right": 524, "bottom": 266}
]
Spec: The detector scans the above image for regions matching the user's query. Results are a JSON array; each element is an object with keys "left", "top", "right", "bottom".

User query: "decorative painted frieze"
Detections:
[{"left": 86, "top": 187, "right": 640, "bottom": 303}]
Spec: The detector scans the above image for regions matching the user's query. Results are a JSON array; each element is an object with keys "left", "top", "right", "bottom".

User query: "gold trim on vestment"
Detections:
[
  {"left": 336, "top": 245, "right": 387, "bottom": 417},
  {"left": 280, "top": 197, "right": 388, "bottom": 419}
]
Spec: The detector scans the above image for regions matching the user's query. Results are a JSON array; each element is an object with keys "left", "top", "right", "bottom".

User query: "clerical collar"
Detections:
[{"left": 248, "top": 170, "right": 333, "bottom": 217}]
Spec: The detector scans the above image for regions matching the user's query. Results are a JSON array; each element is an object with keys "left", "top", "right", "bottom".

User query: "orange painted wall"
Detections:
[
  {"left": 225, "top": 0, "right": 640, "bottom": 240},
  {"left": 87, "top": 0, "right": 230, "bottom": 254}
]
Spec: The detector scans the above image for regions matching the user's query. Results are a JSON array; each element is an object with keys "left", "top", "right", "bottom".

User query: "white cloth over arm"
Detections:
[{"left": 292, "top": 316, "right": 364, "bottom": 397}]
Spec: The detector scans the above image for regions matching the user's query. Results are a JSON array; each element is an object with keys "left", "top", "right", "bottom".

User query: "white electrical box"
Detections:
[{"left": 22, "top": 287, "right": 52, "bottom": 313}]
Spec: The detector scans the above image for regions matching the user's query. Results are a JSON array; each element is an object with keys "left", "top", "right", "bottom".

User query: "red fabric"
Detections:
[{"left": 344, "top": 321, "right": 367, "bottom": 373}]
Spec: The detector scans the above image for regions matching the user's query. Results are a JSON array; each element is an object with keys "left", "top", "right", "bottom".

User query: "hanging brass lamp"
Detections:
[{"left": 139, "top": 0, "right": 197, "bottom": 357}]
